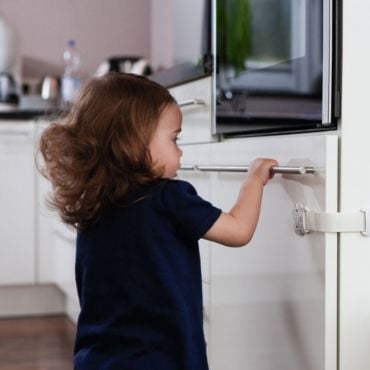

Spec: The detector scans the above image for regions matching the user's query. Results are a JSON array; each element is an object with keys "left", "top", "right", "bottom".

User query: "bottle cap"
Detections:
[{"left": 67, "top": 39, "right": 76, "bottom": 47}]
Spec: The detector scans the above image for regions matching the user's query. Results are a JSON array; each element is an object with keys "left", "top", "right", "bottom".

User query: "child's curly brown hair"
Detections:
[{"left": 38, "top": 73, "right": 176, "bottom": 230}]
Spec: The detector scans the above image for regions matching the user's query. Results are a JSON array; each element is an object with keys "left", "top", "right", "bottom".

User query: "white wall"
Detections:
[
  {"left": 150, "top": 0, "right": 207, "bottom": 71},
  {"left": 173, "top": 0, "right": 205, "bottom": 65},
  {"left": 150, "top": 0, "right": 173, "bottom": 71},
  {"left": 0, "top": 0, "right": 151, "bottom": 79},
  {"left": 340, "top": 1, "right": 370, "bottom": 369}
]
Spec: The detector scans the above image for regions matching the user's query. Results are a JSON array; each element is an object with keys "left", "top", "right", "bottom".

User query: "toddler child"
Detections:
[{"left": 38, "top": 73, "right": 277, "bottom": 370}]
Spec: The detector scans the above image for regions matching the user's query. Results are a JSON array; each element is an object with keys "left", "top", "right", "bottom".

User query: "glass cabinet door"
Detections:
[{"left": 215, "top": 0, "right": 340, "bottom": 136}]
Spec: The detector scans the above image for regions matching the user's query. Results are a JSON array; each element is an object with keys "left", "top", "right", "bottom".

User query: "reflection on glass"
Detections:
[
  {"left": 150, "top": 0, "right": 212, "bottom": 88},
  {"left": 216, "top": 0, "right": 324, "bottom": 134},
  {"left": 249, "top": 0, "right": 291, "bottom": 67}
]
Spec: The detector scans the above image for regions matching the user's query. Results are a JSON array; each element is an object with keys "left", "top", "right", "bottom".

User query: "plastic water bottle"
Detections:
[{"left": 61, "top": 39, "right": 81, "bottom": 106}]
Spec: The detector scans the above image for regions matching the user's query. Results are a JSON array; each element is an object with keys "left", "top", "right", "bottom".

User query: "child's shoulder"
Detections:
[
  {"left": 151, "top": 179, "right": 199, "bottom": 210},
  {"left": 156, "top": 178, "right": 197, "bottom": 196}
]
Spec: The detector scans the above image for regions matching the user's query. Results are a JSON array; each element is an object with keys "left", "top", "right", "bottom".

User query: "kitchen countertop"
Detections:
[
  {"left": 0, "top": 96, "right": 67, "bottom": 120},
  {"left": 0, "top": 62, "right": 212, "bottom": 119},
  {"left": 0, "top": 105, "right": 65, "bottom": 120}
]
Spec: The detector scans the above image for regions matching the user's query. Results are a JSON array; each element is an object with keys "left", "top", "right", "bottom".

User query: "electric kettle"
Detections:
[
  {"left": 95, "top": 56, "right": 152, "bottom": 77},
  {"left": 0, "top": 72, "right": 18, "bottom": 104}
]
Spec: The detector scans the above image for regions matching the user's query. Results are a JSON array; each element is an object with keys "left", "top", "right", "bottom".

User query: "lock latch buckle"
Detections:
[{"left": 294, "top": 204, "right": 369, "bottom": 237}]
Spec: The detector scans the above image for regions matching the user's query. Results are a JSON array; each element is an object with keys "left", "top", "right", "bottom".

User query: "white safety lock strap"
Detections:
[{"left": 295, "top": 204, "right": 369, "bottom": 237}]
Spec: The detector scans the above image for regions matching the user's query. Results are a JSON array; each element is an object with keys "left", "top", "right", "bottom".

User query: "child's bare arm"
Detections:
[{"left": 203, "top": 158, "right": 278, "bottom": 247}]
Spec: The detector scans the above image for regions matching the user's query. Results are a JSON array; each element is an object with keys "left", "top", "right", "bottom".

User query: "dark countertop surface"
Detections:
[
  {"left": 0, "top": 62, "right": 213, "bottom": 120},
  {"left": 0, "top": 107, "right": 64, "bottom": 121}
]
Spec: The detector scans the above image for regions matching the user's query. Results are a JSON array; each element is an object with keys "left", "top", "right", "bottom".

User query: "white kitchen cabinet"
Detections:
[
  {"left": 180, "top": 135, "right": 338, "bottom": 370},
  {"left": 0, "top": 121, "right": 36, "bottom": 285},
  {"left": 53, "top": 222, "right": 79, "bottom": 323},
  {"left": 209, "top": 135, "right": 337, "bottom": 370},
  {"left": 34, "top": 120, "right": 59, "bottom": 283},
  {"left": 0, "top": 119, "right": 62, "bottom": 286},
  {"left": 174, "top": 2, "right": 370, "bottom": 368},
  {"left": 169, "top": 77, "right": 216, "bottom": 144},
  {"left": 35, "top": 163, "right": 58, "bottom": 283},
  {"left": 35, "top": 120, "right": 80, "bottom": 321}
]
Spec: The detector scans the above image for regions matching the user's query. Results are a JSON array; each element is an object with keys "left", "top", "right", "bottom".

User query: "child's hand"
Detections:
[
  {"left": 247, "top": 158, "right": 278, "bottom": 186},
  {"left": 203, "top": 157, "right": 279, "bottom": 247}
]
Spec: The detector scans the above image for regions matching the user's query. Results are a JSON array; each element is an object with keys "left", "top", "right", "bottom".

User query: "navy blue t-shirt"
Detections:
[{"left": 74, "top": 179, "right": 221, "bottom": 370}]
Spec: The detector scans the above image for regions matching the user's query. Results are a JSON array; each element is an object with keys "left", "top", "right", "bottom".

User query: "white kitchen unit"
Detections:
[
  {"left": 0, "top": 119, "right": 66, "bottom": 317},
  {"left": 169, "top": 77, "right": 216, "bottom": 145},
  {"left": 1, "top": 119, "right": 63, "bottom": 286},
  {"left": 35, "top": 119, "right": 79, "bottom": 321},
  {"left": 53, "top": 222, "right": 79, "bottom": 323},
  {"left": 0, "top": 121, "right": 35, "bottom": 284},
  {"left": 174, "top": 1, "right": 370, "bottom": 369},
  {"left": 0, "top": 117, "right": 78, "bottom": 319},
  {"left": 180, "top": 135, "right": 338, "bottom": 370},
  {"left": 34, "top": 120, "right": 59, "bottom": 283}
]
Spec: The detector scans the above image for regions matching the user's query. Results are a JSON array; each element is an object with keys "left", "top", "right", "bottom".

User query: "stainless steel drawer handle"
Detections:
[
  {"left": 178, "top": 99, "right": 206, "bottom": 108},
  {"left": 0, "top": 130, "right": 32, "bottom": 137},
  {"left": 180, "top": 165, "right": 315, "bottom": 175}
]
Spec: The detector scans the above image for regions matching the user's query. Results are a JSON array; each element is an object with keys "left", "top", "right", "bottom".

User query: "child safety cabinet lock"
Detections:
[{"left": 294, "top": 203, "right": 369, "bottom": 237}]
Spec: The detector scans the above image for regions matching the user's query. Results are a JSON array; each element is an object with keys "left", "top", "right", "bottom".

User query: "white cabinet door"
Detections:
[
  {"left": 36, "top": 162, "right": 58, "bottom": 283},
  {"left": 169, "top": 77, "right": 216, "bottom": 144},
  {"left": 200, "top": 135, "right": 338, "bottom": 370},
  {"left": 34, "top": 120, "right": 59, "bottom": 283},
  {"left": 0, "top": 122, "right": 35, "bottom": 284},
  {"left": 53, "top": 223, "right": 80, "bottom": 322}
]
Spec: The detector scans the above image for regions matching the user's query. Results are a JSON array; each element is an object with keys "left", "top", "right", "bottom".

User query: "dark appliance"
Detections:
[
  {"left": 0, "top": 73, "right": 19, "bottom": 105},
  {"left": 215, "top": 0, "right": 342, "bottom": 136},
  {"left": 95, "top": 56, "right": 152, "bottom": 76}
]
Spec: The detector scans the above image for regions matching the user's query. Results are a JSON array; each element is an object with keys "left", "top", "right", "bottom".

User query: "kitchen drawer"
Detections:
[
  {"left": 0, "top": 121, "right": 35, "bottom": 285},
  {"left": 169, "top": 77, "right": 217, "bottom": 144},
  {"left": 53, "top": 223, "right": 80, "bottom": 322}
]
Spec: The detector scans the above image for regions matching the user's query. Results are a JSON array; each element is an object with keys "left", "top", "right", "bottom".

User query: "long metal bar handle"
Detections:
[
  {"left": 0, "top": 129, "right": 33, "bottom": 137},
  {"left": 178, "top": 99, "right": 206, "bottom": 108},
  {"left": 180, "top": 165, "right": 315, "bottom": 175}
]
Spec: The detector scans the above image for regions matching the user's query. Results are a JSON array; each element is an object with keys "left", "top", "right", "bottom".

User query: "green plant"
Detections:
[{"left": 217, "top": 0, "right": 251, "bottom": 74}]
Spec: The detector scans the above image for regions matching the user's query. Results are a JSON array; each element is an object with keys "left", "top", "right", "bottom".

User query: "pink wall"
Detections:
[
  {"left": 0, "top": 0, "right": 151, "bottom": 80},
  {"left": 150, "top": 0, "right": 173, "bottom": 71}
]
